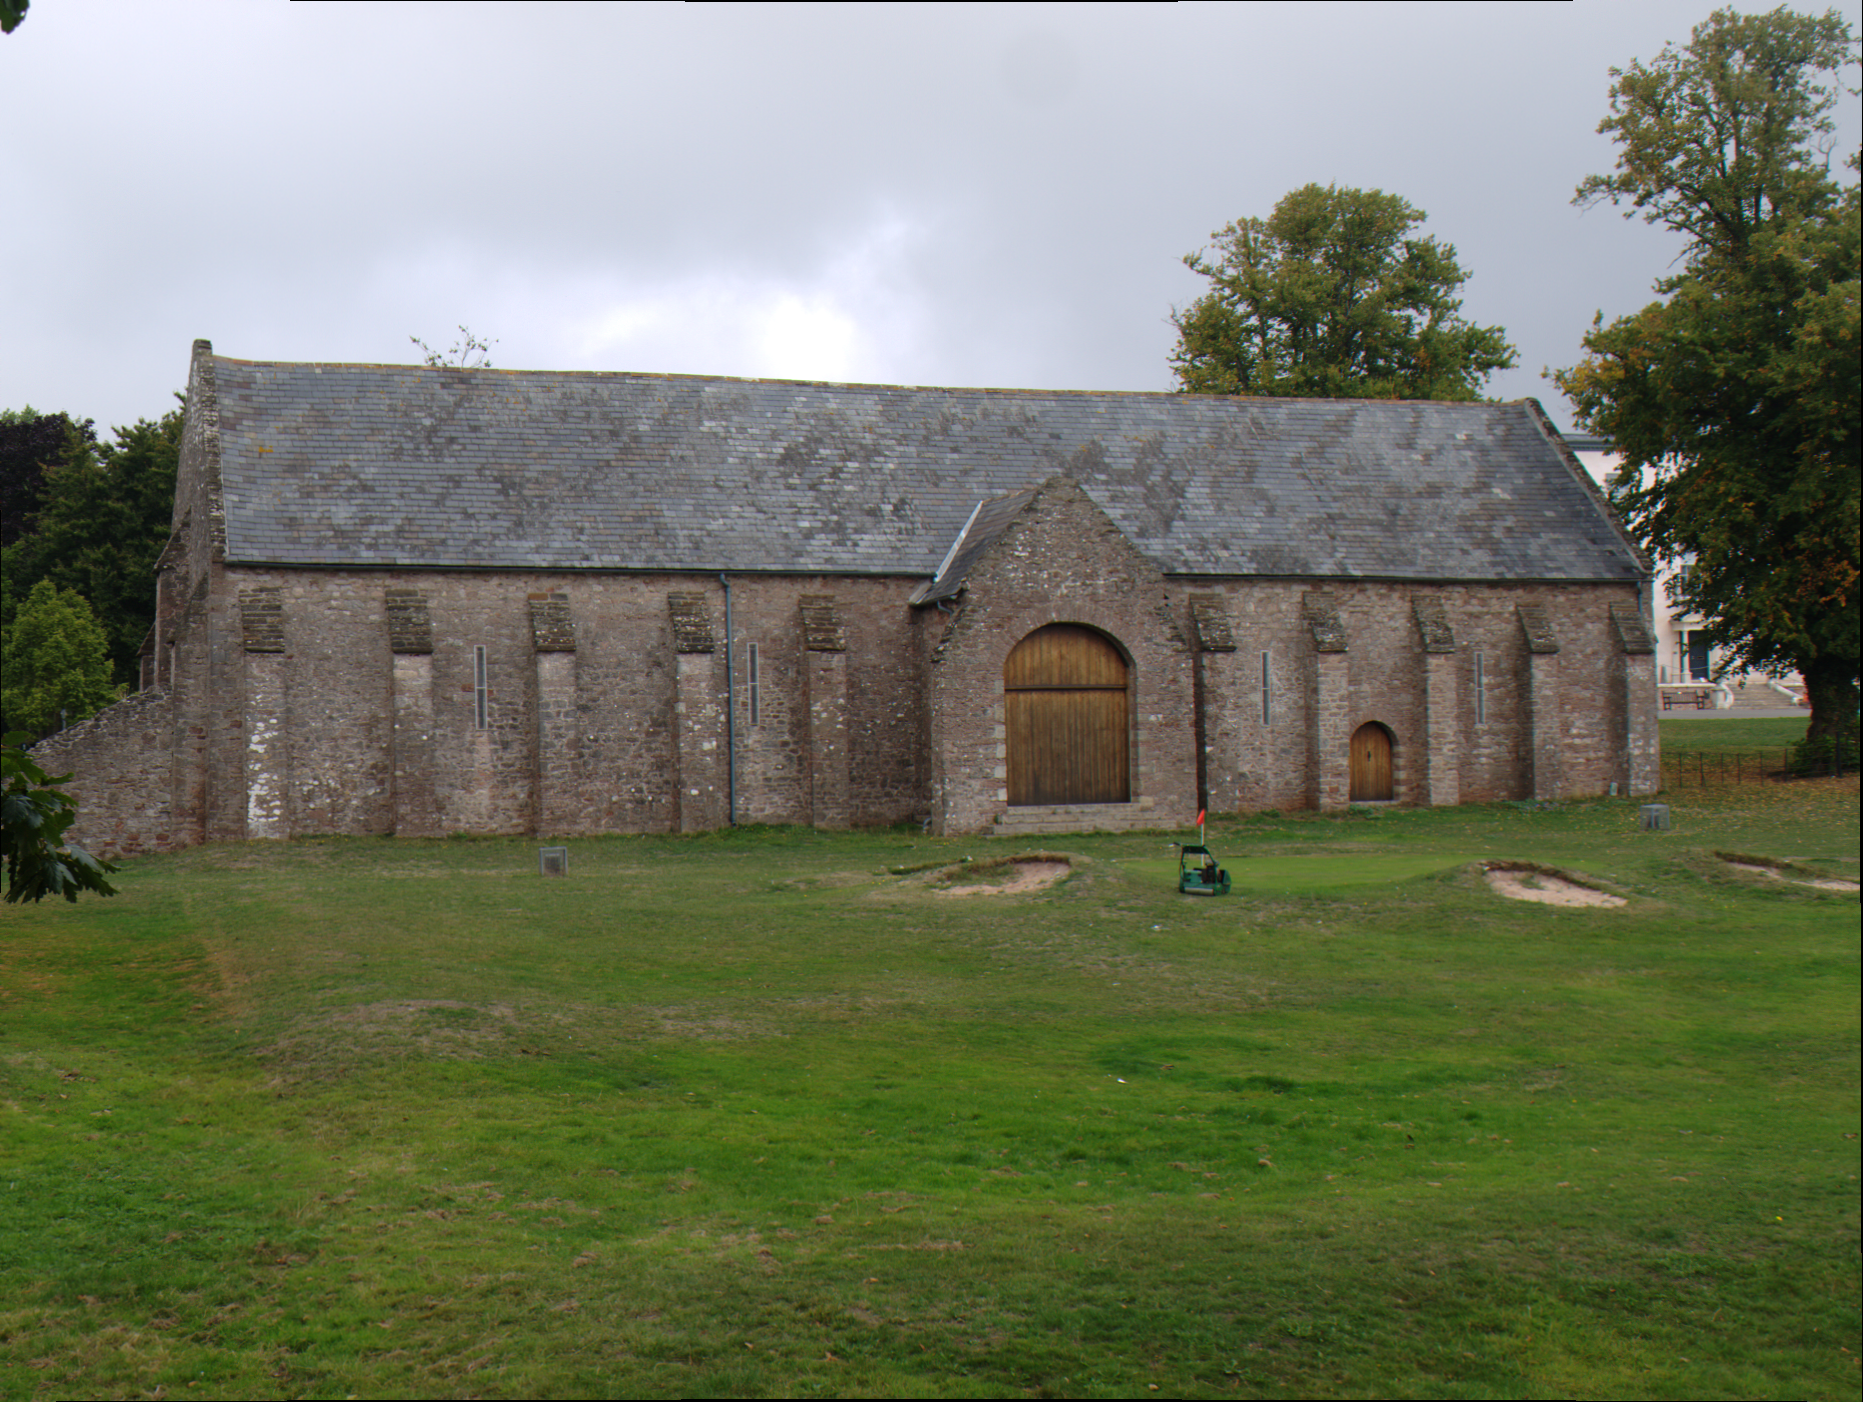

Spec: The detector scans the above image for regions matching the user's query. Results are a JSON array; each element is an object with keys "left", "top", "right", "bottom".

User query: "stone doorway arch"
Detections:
[
  {"left": 1005, "top": 624, "right": 1130, "bottom": 805},
  {"left": 1350, "top": 722, "right": 1395, "bottom": 801}
]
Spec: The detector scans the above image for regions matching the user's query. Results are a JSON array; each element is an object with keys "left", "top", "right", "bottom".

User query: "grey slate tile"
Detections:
[{"left": 209, "top": 358, "right": 1642, "bottom": 582}]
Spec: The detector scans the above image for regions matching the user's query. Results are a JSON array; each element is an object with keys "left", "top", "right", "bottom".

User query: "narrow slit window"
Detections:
[
  {"left": 747, "top": 643, "right": 761, "bottom": 726},
  {"left": 1260, "top": 650, "right": 1272, "bottom": 726},
  {"left": 1473, "top": 650, "right": 1486, "bottom": 725},
  {"left": 474, "top": 645, "right": 489, "bottom": 730}
]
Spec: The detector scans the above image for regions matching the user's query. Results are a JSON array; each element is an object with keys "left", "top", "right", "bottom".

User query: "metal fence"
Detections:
[{"left": 1660, "top": 739, "right": 1856, "bottom": 788}]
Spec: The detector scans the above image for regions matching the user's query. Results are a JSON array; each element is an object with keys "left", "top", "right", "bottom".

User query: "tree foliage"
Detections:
[
  {"left": 0, "top": 407, "right": 96, "bottom": 548},
  {"left": 1, "top": 580, "right": 120, "bottom": 738},
  {"left": 410, "top": 326, "right": 498, "bottom": 368},
  {"left": 1170, "top": 184, "right": 1516, "bottom": 401},
  {"left": 1, "top": 733, "right": 119, "bottom": 904},
  {"left": 1556, "top": 6, "right": 1860, "bottom": 746},
  {"left": 1574, "top": 6, "right": 1856, "bottom": 251},
  {"left": 1, "top": 405, "right": 181, "bottom": 687}
]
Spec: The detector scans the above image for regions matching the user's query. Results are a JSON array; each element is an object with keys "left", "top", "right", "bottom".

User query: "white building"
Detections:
[{"left": 1566, "top": 435, "right": 1804, "bottom": 709}]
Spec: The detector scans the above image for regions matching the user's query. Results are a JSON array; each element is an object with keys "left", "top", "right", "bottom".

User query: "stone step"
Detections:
[
  {"left": 991, "top": 803, "right": 1172, "bottom": 836},
  {"left": 1726, "top": 683, "right": 1802, "bottom": 710}
]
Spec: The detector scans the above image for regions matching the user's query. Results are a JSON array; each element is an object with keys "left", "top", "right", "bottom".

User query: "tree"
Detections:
[
  {"left": 1, "top": 408, "right": 97, "bottom": 548},
  {"left": 1, "top": 733, "right": 119, "bottom": 904},
  {"left": 1170, "top": 184, "right": 1516, "bottom": 401},
  {"left": 1555, "top": 6, "right": 1860, "bottom": 751},
  {"left": 1573, "top": 6, "right": 1856, "bottom": 253},
  {"left": 1, "top": 580, "right": 119, "bottom": 739},
  {"left": 2, "top": 406, "right": 181, "bottom": 687},
  {"left": 410, "top": 326, "right": 498, "bottom": 368}
]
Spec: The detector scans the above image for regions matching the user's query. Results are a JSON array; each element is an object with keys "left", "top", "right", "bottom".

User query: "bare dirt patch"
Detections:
[
  {"left": 1483, "top": 863, "right": 1626, "bottom": 908},
  {"left": 776, "top": 871, "right": 881, "bottom": 891},
  {"left": 933, "top": 858, "right": 1071, "bottom": 898},
  {"left": 1723, "top": 858, "right": 1859, "bottom": 893}
]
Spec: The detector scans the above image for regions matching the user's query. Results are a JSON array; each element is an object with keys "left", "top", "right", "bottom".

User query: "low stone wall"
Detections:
[{"left": 28, "top": 689, "right": 179, "bottom": 857}]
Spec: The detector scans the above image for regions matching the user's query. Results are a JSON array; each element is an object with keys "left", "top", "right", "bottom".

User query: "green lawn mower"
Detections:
[{"left": 1177, "top": 843, "right": 1231, "bottom": 896}]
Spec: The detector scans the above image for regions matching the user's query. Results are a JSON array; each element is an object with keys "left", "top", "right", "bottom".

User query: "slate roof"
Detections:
[
  {"left": 206, "top": 353, "right": 1644, "bottom": 582},
  {"left": 909, "top": 488, "right": 1039, "bottom": 605}
]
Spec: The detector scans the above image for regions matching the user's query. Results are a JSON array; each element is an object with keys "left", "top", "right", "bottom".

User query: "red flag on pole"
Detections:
[{"left": 1195, "top": 810, "right": 1205, "bottom": 826}]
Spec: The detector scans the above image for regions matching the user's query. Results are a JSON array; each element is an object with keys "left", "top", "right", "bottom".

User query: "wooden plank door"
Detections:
[
  {"left": 1005, "top": 625, "right": 1130, "bottom": 805},
  {"left": 1349, "top": 722, "right": 1393, "bottom": 801}
]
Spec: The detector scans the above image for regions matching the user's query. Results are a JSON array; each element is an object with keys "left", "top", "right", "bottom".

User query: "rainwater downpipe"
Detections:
[{"left": 720, "top": 572, "right": 737, "bottom": 825}]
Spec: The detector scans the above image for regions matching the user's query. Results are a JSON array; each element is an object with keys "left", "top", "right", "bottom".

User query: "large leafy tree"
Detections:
[
  {"left": 1, "top": 579, "right": 120, "bottom": 739},
  {"left": 1, "top": 406, "right": 181, "bottom": 686},
  {"left": 0, "top": 408, "right": 96, "bottom": 548},
  {"left": 1170, "top": 183, "right": 1516, "bottom": 401},
  {"left": 1556, "top": 6, "right": 1859, "bottom": 749}
]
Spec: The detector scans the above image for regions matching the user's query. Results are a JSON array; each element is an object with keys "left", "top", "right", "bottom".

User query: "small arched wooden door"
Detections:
[
  {"left": 1349, "top": 722, "right": 1394, "bottom": 801},
  {"left": 1005, "top": 625, "right": 1130, "bottom": 806}
]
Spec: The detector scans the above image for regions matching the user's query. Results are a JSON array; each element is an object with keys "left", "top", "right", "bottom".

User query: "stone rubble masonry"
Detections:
[
  {"left": 1610, "top": 602, "right": 1660, "bottom": 796},
  {"left": 34, "top": 481, "right": 1661, "bottom": 854},
  {"left": 1412, "top": 596, "right": 1460, "bottom": 808},
  {"left": 26, "top": 690, "right": 177, "bottom": 856},
  {"left": 1187, "top": 596, "right": 1236, "bottom": 652},
  {"left": 1186, "top": 594, "right": 1235, "bottom": 807},
  {"left": 1300, "top": 591, "right": 1352, "bottom": 808},
  {"left": 238, "top": 587, "right": 285, "bottom": 652},
  {"left": 926, "top": 477, "right": 1197, "bottom": 835},
  {"left": 384, "top": 590, "right": 434, "bottom": 654},
  {"left": 1518, "top": 603, "right": 1562, "bottom": 802},
  {"left": 529, "top": 592, "right": 576, "bottom": 653},
  {"left": 800, "top": 596, "right": 852, "bottom": 827},
  {"left": 1411, "top": 596, "right": 1456, "bottom": 655},
  {"left": 666, "top": 593, "right": 715, "bottom": 653},
  {"left": 1188, "top": 578, "right": 1655, "bottom": 814},
  {"left": 799, "top": 595, "right": 848, "bottom": 653},
  {"left": 391, "top": 652, "right": 439, "bottom": 837}
]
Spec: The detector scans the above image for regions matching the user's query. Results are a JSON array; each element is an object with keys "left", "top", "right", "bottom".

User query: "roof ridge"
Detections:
[{"left": 208, "top": 353, "right": 1534, "bottom": 408}]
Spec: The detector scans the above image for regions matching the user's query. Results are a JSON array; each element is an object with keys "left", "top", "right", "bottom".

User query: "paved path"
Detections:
[{"left": 1662, "top": 708, "right": 1807, "bottom": 721}]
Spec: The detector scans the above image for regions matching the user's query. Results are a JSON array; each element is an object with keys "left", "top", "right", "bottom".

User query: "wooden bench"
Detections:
[{"left": 1661, "top": 688, "right": 1712, "bottom": 710}]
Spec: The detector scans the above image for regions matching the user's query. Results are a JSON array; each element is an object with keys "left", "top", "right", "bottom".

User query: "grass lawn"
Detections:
[
  {"left": 2, "top": 777, "right": 1857, "bottom": 1399},
  {"left": 1660, "top": 716, "right": 1809, "bottom": 759}
]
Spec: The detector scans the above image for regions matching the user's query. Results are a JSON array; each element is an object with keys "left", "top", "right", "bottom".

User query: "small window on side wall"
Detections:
[{"left": 474, "top": 645, "right": 489, "bottom": 730}]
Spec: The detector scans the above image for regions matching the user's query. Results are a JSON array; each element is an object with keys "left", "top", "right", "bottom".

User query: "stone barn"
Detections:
[{"left": 38, "top": 339, "right": 1659, "bottom": 853}]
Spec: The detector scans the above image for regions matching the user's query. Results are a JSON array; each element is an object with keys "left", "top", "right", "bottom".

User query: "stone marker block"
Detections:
[{"left": 1638, "top": 804, "right": 1671, "bottom": 831}]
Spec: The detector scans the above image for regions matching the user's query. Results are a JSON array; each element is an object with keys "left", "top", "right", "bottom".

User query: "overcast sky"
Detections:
[{"left": 4, "top": 1, "right": 1858, "bottom": 439}]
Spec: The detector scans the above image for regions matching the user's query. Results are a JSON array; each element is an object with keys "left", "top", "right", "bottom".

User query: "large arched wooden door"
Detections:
[
  {"left": 1349, "top": 722, "right": 1394, "bottom": 801},
  {"left": 1005, "top": 625, "right": 1130, "bottom": 806}
]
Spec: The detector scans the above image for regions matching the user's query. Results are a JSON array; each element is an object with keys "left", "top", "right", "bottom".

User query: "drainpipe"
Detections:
[{"left": 719, "top": 572, "right": 737, "bottom": 826}]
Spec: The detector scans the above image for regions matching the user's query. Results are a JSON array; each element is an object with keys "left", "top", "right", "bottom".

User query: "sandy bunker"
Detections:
[
  {"left": 933, "top": 859, "right": 1071, "bottom": 897},
  {"left": 1484, "top": 864, "right": 1626, "bottom": 908},
  {"left": 1726, "top": 860, "right": 1859, "bottom": 893}
]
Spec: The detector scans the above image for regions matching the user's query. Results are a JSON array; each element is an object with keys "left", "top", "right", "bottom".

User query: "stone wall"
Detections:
[
  {"left": 28, "top": 689, "right": 178, "bottom": 856},
  {"left": 47, "top": 566, "right": 935, "bottom": 851},
  {"left": 1186, "top": 577, "right": 1658, "bottom": 810},
  {"left": 926, "top": 478, "right": 1199, "bottom": 834},
  {"left": 39, "top": 529, "right": 1657, "bottom": 853}
]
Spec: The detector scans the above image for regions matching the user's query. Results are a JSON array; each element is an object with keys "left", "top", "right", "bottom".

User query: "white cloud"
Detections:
[{"left": 568, "top": 212, "right": 930, "bottom": 383}]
